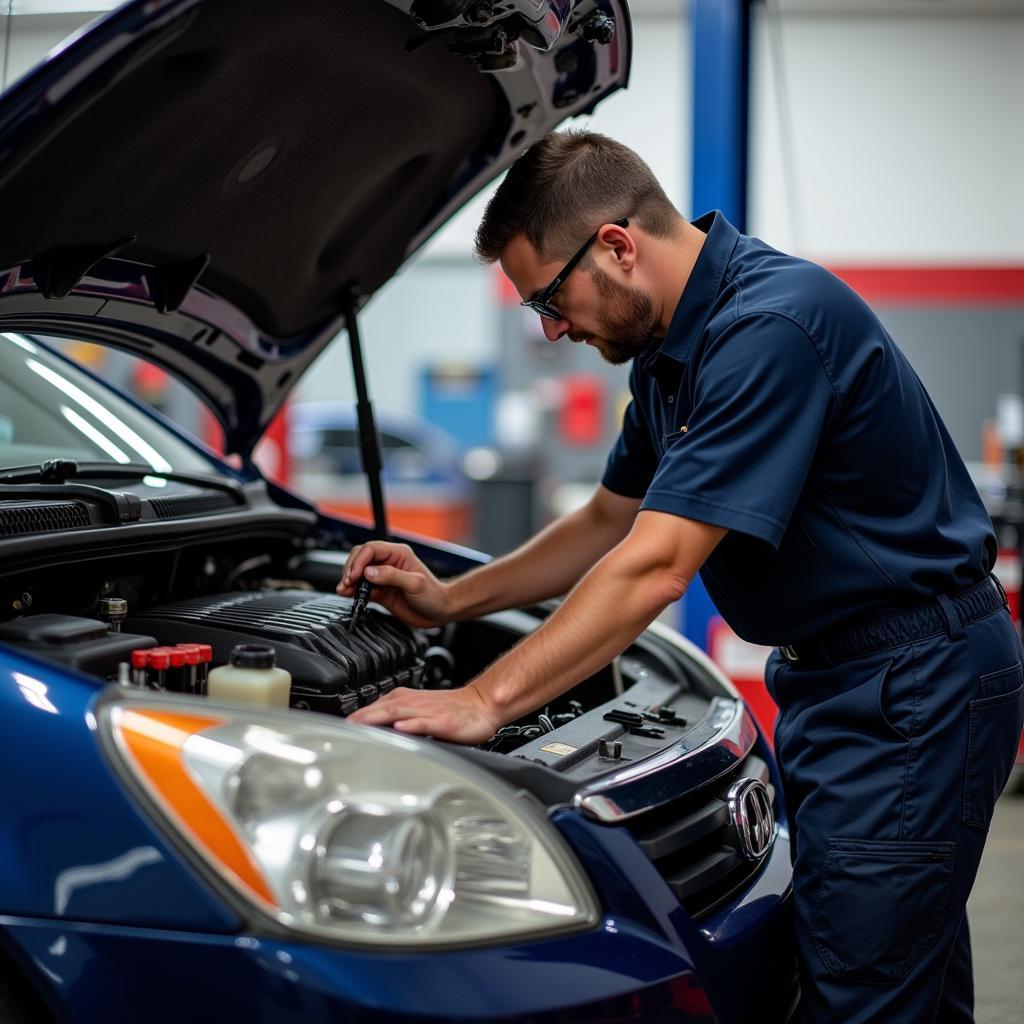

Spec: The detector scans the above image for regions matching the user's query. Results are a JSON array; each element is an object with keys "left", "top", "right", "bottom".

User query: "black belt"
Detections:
[{"left": 779, "top": 575, "right": 1009, "bottom": 668}]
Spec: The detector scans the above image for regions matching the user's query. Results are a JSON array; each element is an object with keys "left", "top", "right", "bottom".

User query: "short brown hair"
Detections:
[{"left": 474, "top": 129, "right": 681, "bottom": 265}]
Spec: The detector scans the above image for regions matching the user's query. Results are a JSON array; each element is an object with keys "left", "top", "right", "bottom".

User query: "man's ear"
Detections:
[{"left": 598, "top": 221, "right": 637, "bottom": 271}]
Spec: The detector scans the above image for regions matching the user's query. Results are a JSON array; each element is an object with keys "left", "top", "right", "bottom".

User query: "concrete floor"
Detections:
[{"left": 970, "top": 788, "right": 1024, "bottom": 1024}]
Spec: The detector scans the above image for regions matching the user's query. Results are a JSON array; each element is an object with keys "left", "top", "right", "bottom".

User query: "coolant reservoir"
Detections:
[{"left": 207, "top": 644, "right": 291, "bottom": 708}]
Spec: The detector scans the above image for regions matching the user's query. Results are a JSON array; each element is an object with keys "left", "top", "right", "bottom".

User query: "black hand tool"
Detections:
[{"left": 349, "top": 577, "right": 373, "bottom": 631}]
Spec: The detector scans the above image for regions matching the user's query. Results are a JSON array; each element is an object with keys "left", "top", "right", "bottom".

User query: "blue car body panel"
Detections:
[
  {"left": 0, "top": 648, "right": 238, "bottom": 933},
  {"left": 1, "top": 918, "right": 714, "bottom": 1023},
  {"left": 0, "top": 641, "right": 794, "bottom": 1021}
]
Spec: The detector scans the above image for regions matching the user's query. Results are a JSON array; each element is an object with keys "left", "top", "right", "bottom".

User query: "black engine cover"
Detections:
[{"left": 126, "top": 590, "right": 425, "bottom": 716}]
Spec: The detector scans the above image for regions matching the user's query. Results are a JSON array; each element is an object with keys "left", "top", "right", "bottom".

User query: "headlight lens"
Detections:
[{"left": 101, "top": 696, "right": 598, "bottom": 946}]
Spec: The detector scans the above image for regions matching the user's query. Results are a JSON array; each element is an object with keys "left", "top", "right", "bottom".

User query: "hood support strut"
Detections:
[{"left": 344, "top": 288, "right": 389, "bottom": 541}]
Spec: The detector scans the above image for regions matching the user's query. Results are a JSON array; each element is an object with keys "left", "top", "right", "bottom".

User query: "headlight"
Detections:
[{"left": 99, "top": 695, "right": 598, "bottom": 946}]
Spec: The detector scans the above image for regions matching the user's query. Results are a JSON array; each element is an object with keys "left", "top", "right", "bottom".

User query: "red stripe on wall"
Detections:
[
  {"left": 827, "top": 267, "right": 1024, "bottom": 305},
  {"left": 496, "top": 264, "right": 1024, "bottom": 307}
]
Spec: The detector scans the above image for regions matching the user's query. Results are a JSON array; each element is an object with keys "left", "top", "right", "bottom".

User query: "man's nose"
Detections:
[{"left": 541, "top": 316, "right": 570, "bottom": 342}]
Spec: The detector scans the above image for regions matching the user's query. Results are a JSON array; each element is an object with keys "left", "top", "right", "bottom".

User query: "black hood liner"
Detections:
[{"left": 0, "top": 0, "right": 504, "bottom": 338}]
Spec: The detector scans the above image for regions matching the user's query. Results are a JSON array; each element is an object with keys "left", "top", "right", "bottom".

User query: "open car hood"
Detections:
[{"left": 0, "top": 0, "right": 631, "bottom": 454}]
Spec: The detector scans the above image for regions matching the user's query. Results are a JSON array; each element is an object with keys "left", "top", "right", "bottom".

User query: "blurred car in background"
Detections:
[{"left": 280, "top": 400, "right": 473, "bottom": 543}]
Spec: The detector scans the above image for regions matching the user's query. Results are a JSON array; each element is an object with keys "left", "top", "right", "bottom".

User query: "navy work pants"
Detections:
[{"left": 766, "top": 602, "right": 1024, "bottom": 1023}]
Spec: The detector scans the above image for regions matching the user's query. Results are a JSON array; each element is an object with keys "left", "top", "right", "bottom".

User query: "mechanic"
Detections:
[{"left": 340, "top": 130, "right": 1024, "bottom": 1023}]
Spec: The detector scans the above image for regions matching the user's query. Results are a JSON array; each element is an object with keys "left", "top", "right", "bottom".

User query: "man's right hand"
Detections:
[{"left": 336, "top": 542, "right": 452, "bottom": 628}]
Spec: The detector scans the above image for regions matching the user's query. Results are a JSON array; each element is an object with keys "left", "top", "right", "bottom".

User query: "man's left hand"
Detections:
[{"left": 346, "top": 685, "right": 502, "bottom": 745}]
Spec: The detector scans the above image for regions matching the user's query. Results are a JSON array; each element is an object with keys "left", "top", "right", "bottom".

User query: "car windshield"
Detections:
[{"left": 0, "top": 332, "right": 218, "bottom": 475}]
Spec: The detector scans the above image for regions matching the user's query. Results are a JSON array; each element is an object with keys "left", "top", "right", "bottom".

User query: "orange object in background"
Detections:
[
  {"left": 65, "top": 340, "right": 108, "bottom": 369},
  {"left": 313, "top": 499, "right": 473, "bottom": 544},
  {"left": 981, "top": 418, "right": 1002, "bottom": 469}
]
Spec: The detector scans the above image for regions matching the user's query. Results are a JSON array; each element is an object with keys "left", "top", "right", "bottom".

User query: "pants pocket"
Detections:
[
  {"left": 824, "top": 656, "right": 905, "bottom": 742},
  {"left": 963, "top": 662, "right": 1024, "bottom": 829},
  {"left": 811, "top": 837, "right": 955, "bottom": 985}
]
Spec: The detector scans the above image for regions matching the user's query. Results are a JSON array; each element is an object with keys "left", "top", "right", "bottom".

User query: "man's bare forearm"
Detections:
[
  {"left": 446, "top": 485, "right": 641, "bottom": 620},
  {"left": 344, "top": 513, "right": 727, "bottom": 743},
  {"left": 470, "top": 512, "right": 727, "bottom": 722}
]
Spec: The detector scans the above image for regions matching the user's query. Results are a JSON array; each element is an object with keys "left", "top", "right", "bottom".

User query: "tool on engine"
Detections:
[{"left": 349, "top": 577, "right": 373, "bottom": 632}]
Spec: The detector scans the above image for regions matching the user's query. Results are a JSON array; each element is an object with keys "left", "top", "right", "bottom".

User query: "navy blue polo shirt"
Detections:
[{"left": 602, "top": 211, "right": 996, "bottom": 645}]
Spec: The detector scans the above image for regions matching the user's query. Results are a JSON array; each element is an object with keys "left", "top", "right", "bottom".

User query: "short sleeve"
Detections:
[
  {"left": 601, "top": 369, "right": 660, "bottom": 499},
  {"left": 640, "top": 312, "right": 837, "bottom": 547}
]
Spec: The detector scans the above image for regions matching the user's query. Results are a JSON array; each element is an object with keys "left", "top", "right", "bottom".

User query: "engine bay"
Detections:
[{"left": 0, "top": 502, "right": 732, "bottom": 785}]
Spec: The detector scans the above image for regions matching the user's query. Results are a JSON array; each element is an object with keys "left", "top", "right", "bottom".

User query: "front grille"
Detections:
[
  {"left": 149, "top": 493, "right": 238, "bottom": 519},
  {"left": 0, "top": 500, "right": 92, "bottom": 536},
  {"left": 620, "top": 752, "right": 777, "bottom": 919}
]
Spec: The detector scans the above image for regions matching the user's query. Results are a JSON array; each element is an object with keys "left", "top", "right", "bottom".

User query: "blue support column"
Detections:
[
  {"left": 681, "top": 0, "right": 751, "bottom": 650},
  {"left": 691, "top": 0, "right": 750, "bottom": 227}
]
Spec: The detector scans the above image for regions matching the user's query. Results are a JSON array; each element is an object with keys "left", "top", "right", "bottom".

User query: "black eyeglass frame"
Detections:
[{"left": 521, "top": 217, "right": 629, "bottom": 320}]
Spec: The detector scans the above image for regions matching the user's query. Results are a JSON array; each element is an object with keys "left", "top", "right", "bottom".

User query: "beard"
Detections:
[{"left": 582, "top": 268, "right": 657, "bottom": 365}]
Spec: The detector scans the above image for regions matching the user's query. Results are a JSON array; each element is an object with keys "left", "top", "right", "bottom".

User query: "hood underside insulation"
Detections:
[{"left": 0, "top": 0, "right": 504, "bottom": 337}]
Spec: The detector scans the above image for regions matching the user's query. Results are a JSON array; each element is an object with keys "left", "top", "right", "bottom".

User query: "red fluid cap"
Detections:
[
  {"left": 176, "top": 645, "right": 202, "bottom": 665},
  {"left": 148, "top": 648, "right": 171, "bottom": 670},
  {"left": 131, "top": 649, "right": 150, "bottom": 669}
]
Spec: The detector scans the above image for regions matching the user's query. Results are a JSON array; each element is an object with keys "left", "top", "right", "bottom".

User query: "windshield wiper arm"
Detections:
[{"left": 0, "top": 460, "right": 244, "bottom": 498}]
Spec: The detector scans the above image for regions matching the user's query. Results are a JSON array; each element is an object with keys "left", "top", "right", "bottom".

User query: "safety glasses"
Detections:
[{"left": 521, "top": 217, "right": 629, "bottom": 320}]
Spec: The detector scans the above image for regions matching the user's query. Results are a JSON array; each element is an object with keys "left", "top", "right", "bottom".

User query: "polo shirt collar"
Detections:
[{"left": 644, "top": 210, "right": 739, "bottom": 371}]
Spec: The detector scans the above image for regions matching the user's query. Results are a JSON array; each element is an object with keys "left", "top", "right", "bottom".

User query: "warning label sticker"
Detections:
[{"left": 539, "top": 742, "right": 578, "bottom": 756}]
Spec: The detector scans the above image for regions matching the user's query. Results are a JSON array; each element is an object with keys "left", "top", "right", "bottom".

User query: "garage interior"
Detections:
[{"left": 0, "top": 1, "right": 1021, "bottom": 1021}]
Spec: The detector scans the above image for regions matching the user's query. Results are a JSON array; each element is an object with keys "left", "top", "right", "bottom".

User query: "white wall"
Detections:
[
  {"left": 749, "top": 5, "right": 1024, "bottom": 261},
  {"left": 297, "top": 260, "right": 497, "bottom": 412}
]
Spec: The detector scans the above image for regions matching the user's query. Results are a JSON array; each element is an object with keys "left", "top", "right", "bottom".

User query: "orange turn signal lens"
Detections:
[{"left": 114, "top": 707, "right": 278, "bottom": 908}]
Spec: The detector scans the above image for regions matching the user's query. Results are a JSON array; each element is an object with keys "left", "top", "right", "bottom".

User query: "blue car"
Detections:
[{"left": 0, "top": 1, "right": 796, "bottom": 1021}]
